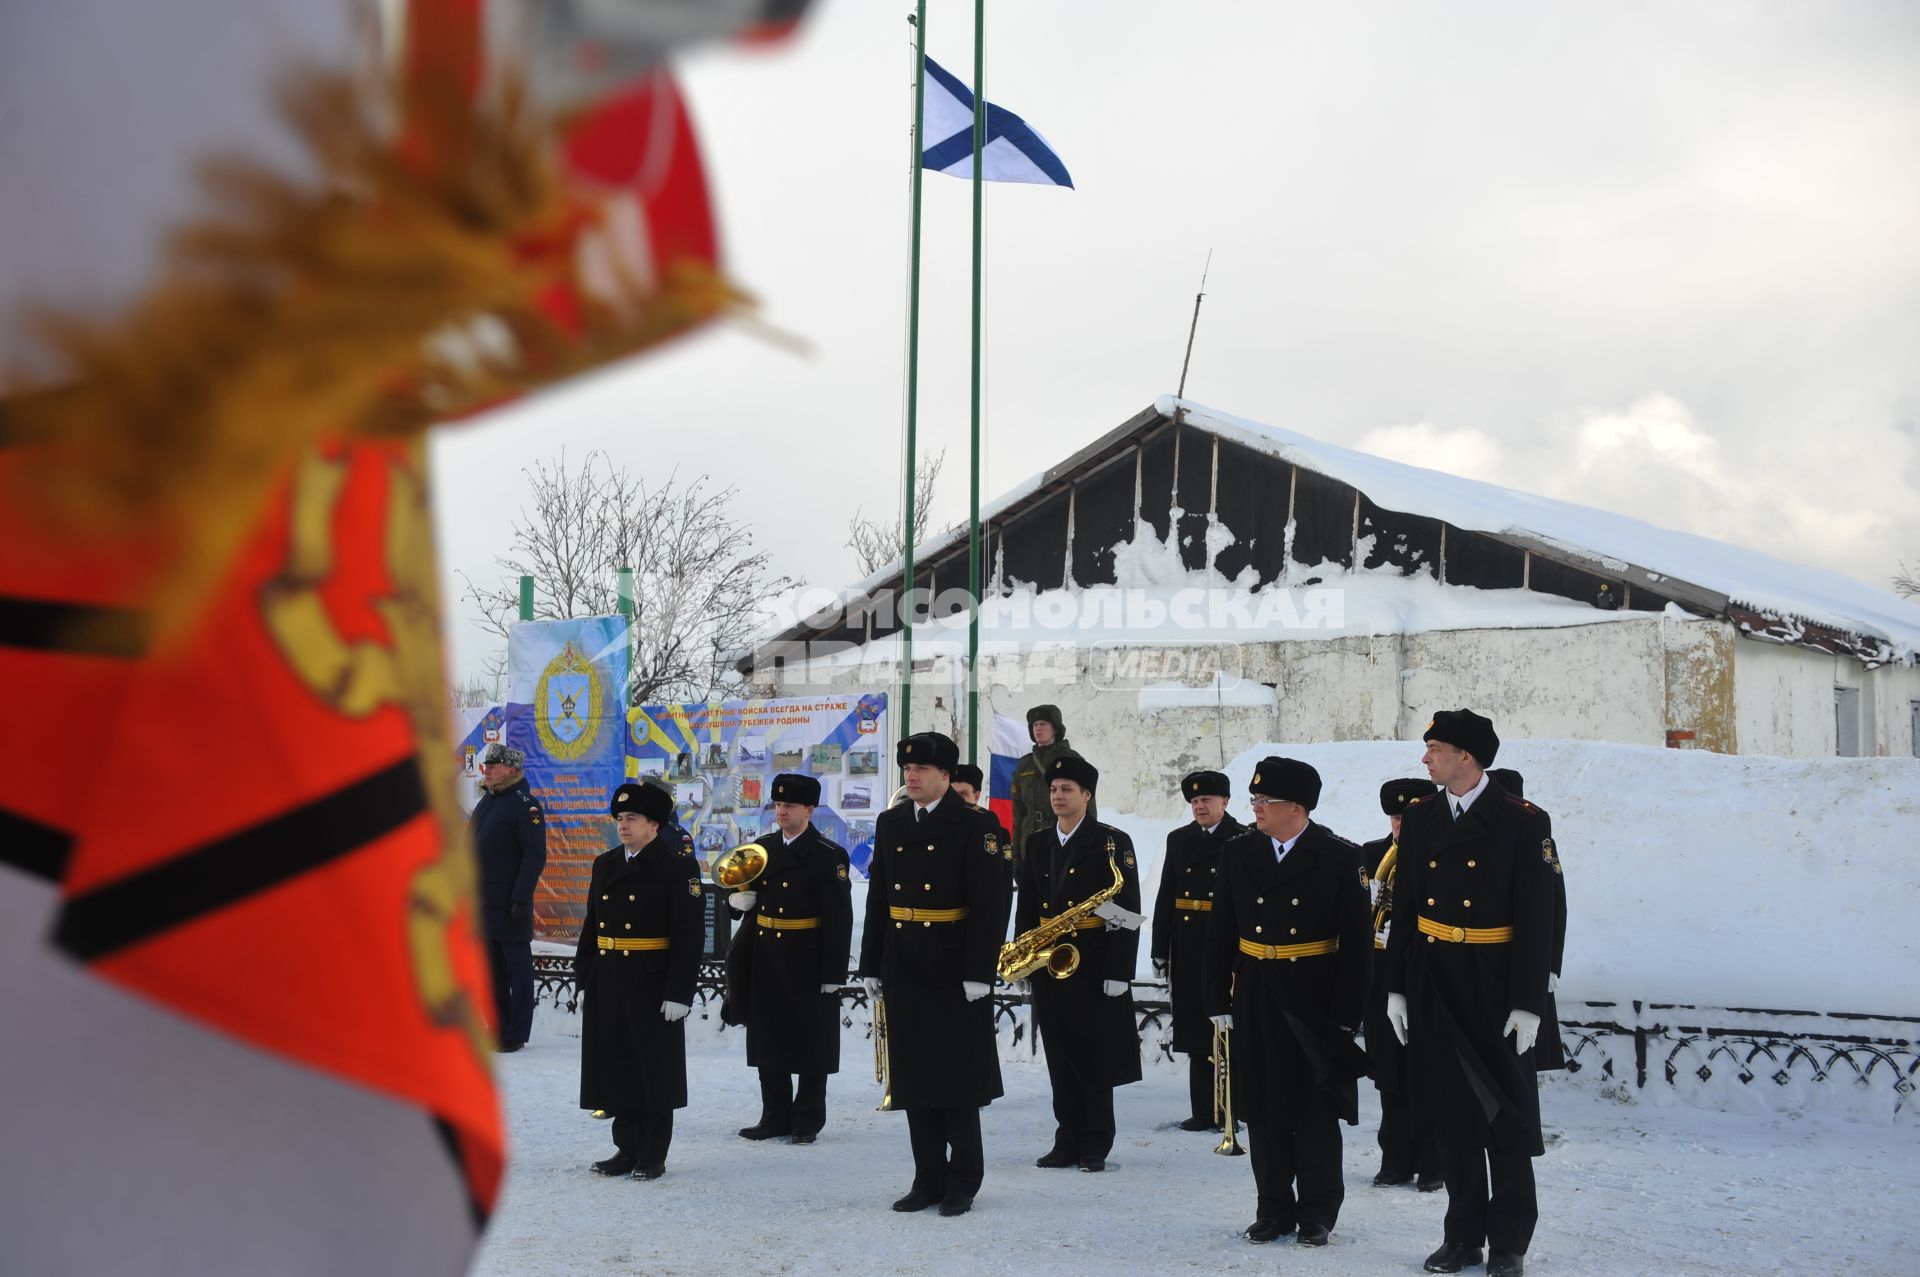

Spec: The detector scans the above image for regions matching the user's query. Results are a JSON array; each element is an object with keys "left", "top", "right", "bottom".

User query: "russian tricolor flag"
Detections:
[{"left": 987, "top": 712, "right": 1030, "bottom": 833}]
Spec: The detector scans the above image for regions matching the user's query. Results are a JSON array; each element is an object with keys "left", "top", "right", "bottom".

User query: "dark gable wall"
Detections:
[
  {"left": 1070, "top": 450, "right": 1138, "bottom": 587},
  {"left": 854, "top": 425, "right": 1660, "bottom": 650},
  {"left": 1000, "top": 486, "right": 1070, "bottom": 591},
  {"left": 1211, "top": 441, "right": 1291, "bottom": 585},
  {"left": 1359, "top": 495, "right": 1442, "bottom": 579},
  {"left": 1443, "top": 529, "right": 1525, "bottom": 590},
  {"left": 1173, "top": 424, "right": 1216, "bottom": 572}
]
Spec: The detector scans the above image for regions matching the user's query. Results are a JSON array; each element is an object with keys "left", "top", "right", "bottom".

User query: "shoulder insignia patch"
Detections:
[
  {"left": 688, "top": 877, "right": 703, "bottom": 896},
  {"left": 1542, "top": 837, "right": 1562, "bottom": 874},
  {"left": 836, "top": 862, "right": 850, "bottom": 882},
  {"left": 1359, "top": 865, "right": 1368, "bottom": 890},
  {"left": 984, "top": 831, "right": 1000, "bottom": 859}
]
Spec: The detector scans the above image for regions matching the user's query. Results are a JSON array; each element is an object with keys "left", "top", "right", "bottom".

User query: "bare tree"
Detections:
[
  {"left": 1895, "top": 560, "right": 1919, "bottom": 600},
  {"left": 448, "top": 671, "right": 499, "bottom": 711},
  {"left": 846, "top": 448, "right": 946, "bottom": 576},
  {"left": 460, "top": 450, "right": 795, "bottom": 705}
]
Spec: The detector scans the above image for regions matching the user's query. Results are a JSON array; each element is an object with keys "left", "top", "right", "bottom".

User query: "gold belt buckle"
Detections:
[{"left": 1451, "top": 926, "right": 1466, "bottom": 943}]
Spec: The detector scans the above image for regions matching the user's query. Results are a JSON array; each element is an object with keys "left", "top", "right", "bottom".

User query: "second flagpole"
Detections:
[{"left": 966, "top": 0, "right": 985, "bottom": 767}]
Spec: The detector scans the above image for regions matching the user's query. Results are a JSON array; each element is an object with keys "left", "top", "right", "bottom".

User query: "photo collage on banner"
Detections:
[{"left": 628, "top": 693, "right": 888, "bottom": 879}]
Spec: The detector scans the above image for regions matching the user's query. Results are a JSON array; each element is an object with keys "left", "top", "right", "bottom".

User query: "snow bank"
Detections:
[
  {"left": 835, "top": 741, "right": 1914, "bottom": 1015},
  {"left": 1106, "top": 739, "right": 1920, "bottom": 1016}
]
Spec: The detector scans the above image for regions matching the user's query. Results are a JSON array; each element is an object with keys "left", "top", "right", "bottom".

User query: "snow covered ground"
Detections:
[{"left": 471, "top": 1013, "right": 1920, "bottom": 1276}]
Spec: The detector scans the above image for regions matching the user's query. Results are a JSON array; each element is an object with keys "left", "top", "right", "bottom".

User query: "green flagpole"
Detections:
[
  {"left": 902, "top": 1, "right": 928, "bottom": 744},
  {"left": 966, "top": 0, "right": 985, "bottom": 766}
]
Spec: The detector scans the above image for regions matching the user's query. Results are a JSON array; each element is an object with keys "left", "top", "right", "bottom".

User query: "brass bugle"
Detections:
[
  {"left": 872, "top": 993, "right": 893, "bottom": 1112},
  {"left": 1213, "top": 1021, "right": 1245, "bottom": 1156},
  {"left": 711, "top": 840, "right": 769, "bottom": 890}
]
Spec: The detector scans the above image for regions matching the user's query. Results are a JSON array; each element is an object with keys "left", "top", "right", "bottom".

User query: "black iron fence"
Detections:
[{"left": 532, "top": 957, "right": 1920, "bottom": 1115}]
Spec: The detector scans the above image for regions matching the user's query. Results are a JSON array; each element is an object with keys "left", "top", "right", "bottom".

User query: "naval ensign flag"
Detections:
[{"left": 921, "top": 55, "right": 1074, "bottom": 188}]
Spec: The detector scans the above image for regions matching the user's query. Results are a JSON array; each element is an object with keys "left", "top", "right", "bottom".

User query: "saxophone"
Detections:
[
  {"left": 1370, "top": 838, "right": 1397, "bottom": 950},
  {"left": 998, "top": 836, "right": 1125, "bottom": 982}
]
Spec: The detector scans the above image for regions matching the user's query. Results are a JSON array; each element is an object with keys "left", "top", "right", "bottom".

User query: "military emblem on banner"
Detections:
[
  {"left": 856, "top": 696, "right": 882, "bottom": 735},
  {"left": 535, "top": 640, "right": 605, "bottom": 761}
]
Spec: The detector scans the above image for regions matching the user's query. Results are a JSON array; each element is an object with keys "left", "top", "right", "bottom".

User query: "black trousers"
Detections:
[
  {"left": 1376, "top": 1088, "right": 1438, "bottom": 1178},
  {"left": 1441, "top": 1138, "right": 1537, "bottom": 1254},
  {"left": 610, "top": 1109, "right": 674, "bottom": 1168},
  {"left": 1187, "top": 1052, "right": 1215, "bottom": 1124},
  {"left": 1042, "top": 1038, "right": 1116, "bottom": 1160},
  {"left": 1245, "top": 1089, "right": 1345, "bottom": 1231},
  {"left": 904, "top": 1106, "right": 984, "bottom": 1200},
  {"left": 485, "top": 937, "right": 535, "bottom": 1046},
  {"left": 757, "top": 1067, "right": 828, "bottom": 1135}
]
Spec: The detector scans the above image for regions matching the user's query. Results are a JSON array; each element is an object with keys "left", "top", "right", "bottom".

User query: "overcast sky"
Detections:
[{"left": 431, "top": 0, "right": 1920, "bottom": 682}]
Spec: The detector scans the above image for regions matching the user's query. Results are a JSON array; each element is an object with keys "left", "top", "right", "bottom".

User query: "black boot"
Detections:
[
  {"left": 1244, "top": 1219, "right": 1290, "bottom": 1245},
  {"left": 1178, "top": 1115, "right": 1216, "bottom": 1132},
  {"left": 1034, "top": 1147, "right": 1077, "bottom": 1168},
  {"left": 1373, "top": 1167, "right": 1415, "bottom": 1186},
  {"left": 892, "top": 1188, "right": 940, "bottom": 1212},
  {"left": 1487, "top": 1252, "right": 1524, "bottom": 1277},
  {"left": 1296, "top": 1224, "right": 1330, "bottom": 1247},
  {"left": 1423, "top": 1241, "right": 1484, "bottom": 1273},
  {"left": 738, "top": 1122, "right": 792, "bottom": 1141},
  {"left": 591, "top": 1152, "right": 637, "bottom": 1177},
  {"left": 1417, "top": 1173, "right": 1446, "bottom": 1193}
]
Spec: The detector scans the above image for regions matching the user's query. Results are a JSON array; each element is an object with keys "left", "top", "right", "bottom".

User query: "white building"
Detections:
[{"left": 745, "top": 397, "right": 1920, "bottom": 817}]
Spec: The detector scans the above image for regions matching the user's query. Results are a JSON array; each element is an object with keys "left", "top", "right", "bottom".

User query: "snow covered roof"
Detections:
[
  {"left": 751, "top": 397, "right": 1920, "bottom": 665},
  {"left": 1165, "top": 396, "right": 1920, "bottom": 662}
]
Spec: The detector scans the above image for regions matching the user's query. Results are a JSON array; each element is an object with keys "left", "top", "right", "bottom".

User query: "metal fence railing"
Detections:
[{"left": 532, "top": 957, "right": 1920, "bottom": 1116}]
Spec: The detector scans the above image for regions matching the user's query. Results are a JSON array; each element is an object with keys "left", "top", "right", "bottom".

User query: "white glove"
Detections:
[
  {"left": 962, "top": 981, "right": 991, "bottom": 1002},
  {"left": 1151, "top": 959, "right": 1169, "bottom": 978},
  {"left": 819, "top": 983, "right": 840, "bottom": 994},
  {"left": 1386, "top": 992, "right": 1409, "bottom": 1045},
  {"left": 659, "top": 1000, "right": 692, "bottom": 1022},
  {"left": 1210, "top": 1013, "right": 1233, "bottom": 1031},
  {"left": 1102, "top": 980, "right": 1127, "bottom": 997},
  {"left": 1548, "top": 972, "right": 1559, "bottom": 994},
  {"left": 1503, "top": 1009, "right": 1540, "bottom": 1055},
  {"left": 728, "top": 891, "right": 757, "bottom": 911},
  {"left": 862, "top": 976, "right": 882, "bottom": 999}
]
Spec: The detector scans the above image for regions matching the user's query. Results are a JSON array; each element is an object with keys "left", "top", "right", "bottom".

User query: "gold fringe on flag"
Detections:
[{"left": 5, "top": 67, "right": 742, "bottom": 634}]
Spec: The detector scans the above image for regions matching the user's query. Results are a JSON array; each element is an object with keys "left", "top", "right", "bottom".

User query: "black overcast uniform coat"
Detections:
[
  {"left": 573, "top": 835, "right": 705, "bottom": 1112},
  {"left": 470, "top": 779, "right": 546, "bottom": 940},
  {"left": 1384, "top": 781, "right": 1557, "bottom": 1155},
  {"left": 857, "top": 791, "right": 1013, "bottom": 1108},
  {"left": 738, "top": 824, "right": 854, "bottom": 1076},
  {"left": 1150, "top": 813, "right": 1244, "bottom": 1055},
  {"left": 1016, "top": 820, "right": 1145, "bottom": 1088},
  {"left": 1203, "top": 823, "right": 1373, "bottom": 1128}
]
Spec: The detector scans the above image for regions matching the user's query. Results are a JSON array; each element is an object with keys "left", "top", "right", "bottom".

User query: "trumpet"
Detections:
[
  {"left": 1212, "top": 1020, "right": 1245, "bottom": 1156},
  {"left": 872, "top": 992, "right": 893, "bottom": 1112}
]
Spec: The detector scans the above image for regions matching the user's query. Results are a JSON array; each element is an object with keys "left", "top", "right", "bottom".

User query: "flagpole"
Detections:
[
  {"left": 901, "top": 1, "right": 928, "bottom": 743},
  {"left": 966, "top": 0, "right": 985, "bottom": 766}
]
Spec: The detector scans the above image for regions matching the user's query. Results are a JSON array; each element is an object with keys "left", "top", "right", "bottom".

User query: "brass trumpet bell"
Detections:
[{"left": 711, "top": 841, "right": 769, "bottom": 890}]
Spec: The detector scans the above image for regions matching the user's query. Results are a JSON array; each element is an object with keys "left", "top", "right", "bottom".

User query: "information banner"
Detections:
[
  {"left": 627, "top": 692, "right": 888, "bottom": 877},
  {"left": 505, "top": 615, "right": 631, "bottom": 936}
]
